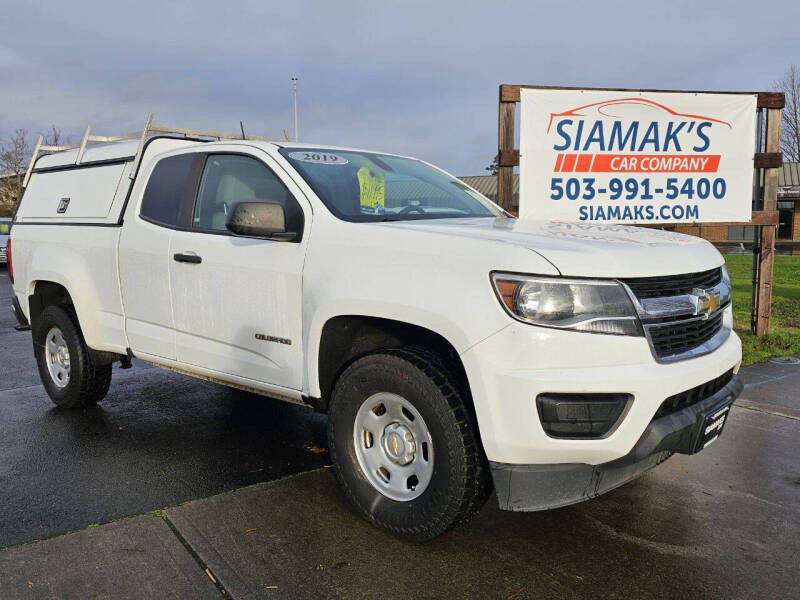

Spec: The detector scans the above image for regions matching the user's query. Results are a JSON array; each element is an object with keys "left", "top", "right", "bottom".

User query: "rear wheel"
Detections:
[
  {"left": 33, "top": 305, "right": 112, "bottom": 408},
  {"left": 327, "top": 348, "right": 491, "bottom": 541}
]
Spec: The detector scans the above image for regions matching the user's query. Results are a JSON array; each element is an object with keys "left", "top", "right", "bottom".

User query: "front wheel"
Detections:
[
  {"left": 327, "top": 348, "right": 491, "bottom": 541},
  {"left": 33, "top": 305, "right": 112, "bottom": 408}
]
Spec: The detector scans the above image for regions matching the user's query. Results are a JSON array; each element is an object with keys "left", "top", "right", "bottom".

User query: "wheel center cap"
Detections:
[{"left": 382, "top": 423, "right": 416, "bottom": 466}]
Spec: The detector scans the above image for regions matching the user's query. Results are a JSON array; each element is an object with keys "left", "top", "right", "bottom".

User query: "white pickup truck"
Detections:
[{"left": 9, "top": 132, "right": 742, "bottom": 540}]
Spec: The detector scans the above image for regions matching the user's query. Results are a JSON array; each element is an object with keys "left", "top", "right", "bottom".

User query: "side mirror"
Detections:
[{"left": 226, "top": 201, "right": 298, "bottom": 241}]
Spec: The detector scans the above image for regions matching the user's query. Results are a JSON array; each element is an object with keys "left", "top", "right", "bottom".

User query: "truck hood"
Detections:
[{"left": 378, "top": 218, "right": 723, "bottom": 278}]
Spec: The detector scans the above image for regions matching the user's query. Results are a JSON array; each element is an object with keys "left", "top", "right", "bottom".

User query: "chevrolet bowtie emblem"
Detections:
[{"left": 692, "top": 288, "right": 721, "bottom": 317}]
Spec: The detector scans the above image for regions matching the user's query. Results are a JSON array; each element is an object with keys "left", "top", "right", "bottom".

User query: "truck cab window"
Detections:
[
  {"left": 193, "top": 154, "right": 300, "bottom": 233},
  {"left": 140, "top": 153, "right": 199, "bottom": 227}
]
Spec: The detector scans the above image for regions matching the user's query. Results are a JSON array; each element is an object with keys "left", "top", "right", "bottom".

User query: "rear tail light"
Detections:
[{"left": 6, "top": 238, "right": 13, "bottom": 284}]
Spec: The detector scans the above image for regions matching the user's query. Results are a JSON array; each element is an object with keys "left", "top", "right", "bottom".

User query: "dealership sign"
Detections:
[{"left": 519, "top": 89, "right": 757, "bottom": 223}]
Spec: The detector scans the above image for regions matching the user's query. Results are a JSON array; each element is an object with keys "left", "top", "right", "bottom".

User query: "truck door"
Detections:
[
  {"left": 168, "top": 150, "right": 308, "bottom": 390},
  {"left": 119, "top": 152, "right": 203, "bottom": 360}
]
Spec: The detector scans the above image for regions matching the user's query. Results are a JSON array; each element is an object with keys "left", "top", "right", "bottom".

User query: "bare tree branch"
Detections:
[
  {"left": 0, "top": 126, "right": 71, "bottom": 216},
  {"left": 486, "top": 153, "right": 498, "bottom": 175},
  {"left": 0, "top": 129, "right": 30, "bottom": 217},
  {"left": 773, "top": 64, "right": 800, "bottom": 163},
  {"left": 43, "top": 124, "right": 68, "bottom": 147}
]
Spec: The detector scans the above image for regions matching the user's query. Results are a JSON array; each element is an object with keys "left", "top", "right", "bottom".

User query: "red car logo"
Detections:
[{"left": 547, "top": 97, "right": 732, "bottom": 134}]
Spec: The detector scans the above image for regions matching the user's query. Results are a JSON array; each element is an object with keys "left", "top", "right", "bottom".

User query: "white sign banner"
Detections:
[{"left": 519, "top": 89, "right": 757, "bottom": 223}]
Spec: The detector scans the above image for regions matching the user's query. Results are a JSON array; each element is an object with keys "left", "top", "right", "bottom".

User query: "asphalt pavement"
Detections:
[
  {"left": 0, "top": 270, "right": 329, "bottom": 549},
  {"left": 1, "top": 267, "right": 799, "bottom": 599}
]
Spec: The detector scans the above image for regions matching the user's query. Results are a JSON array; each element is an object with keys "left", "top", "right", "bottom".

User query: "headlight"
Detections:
[
  {"left": 491, "top": 273, "right": 642, "bottom": 336},
  {"left": 721, "top": 264, "right": 731, "bottom": 287}
]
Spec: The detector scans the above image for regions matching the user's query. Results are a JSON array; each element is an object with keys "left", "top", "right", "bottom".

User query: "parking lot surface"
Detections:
[
  {"left": 0, "top": 273, "right": 329, "bottom": 549},
  {"left": 1, "top": 269, "right": 798, "bottom": 599}
]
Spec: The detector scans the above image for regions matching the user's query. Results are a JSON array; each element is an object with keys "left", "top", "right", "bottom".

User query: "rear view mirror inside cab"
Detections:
[{"left": 226, "top": 200, "right": 299, "bottom": 241}]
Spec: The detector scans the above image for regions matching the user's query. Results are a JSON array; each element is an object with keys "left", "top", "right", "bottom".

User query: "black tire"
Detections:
[
  {"left": 406, "top": 346, "right": 493, "bottom": 526},
  {"left": 33, "top": 305, "right": 112, "bottom": 408},
  {"left": 327, "top": 348, "right": 491, "bottom": 541}
]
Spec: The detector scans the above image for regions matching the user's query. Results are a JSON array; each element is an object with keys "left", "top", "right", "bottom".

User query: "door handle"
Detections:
[{"left": 173, "top": 252, "right": 202, "bottom": 264}]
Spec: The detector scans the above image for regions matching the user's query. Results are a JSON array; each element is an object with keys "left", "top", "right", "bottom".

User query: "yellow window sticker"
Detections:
[{"left": 357, "top": 167, "right": 385, "bottom": 214}]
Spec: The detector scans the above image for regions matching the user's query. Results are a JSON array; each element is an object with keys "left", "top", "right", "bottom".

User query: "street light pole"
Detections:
[{"left": 291, "top": 76, "right": 298, "bottom": 142}]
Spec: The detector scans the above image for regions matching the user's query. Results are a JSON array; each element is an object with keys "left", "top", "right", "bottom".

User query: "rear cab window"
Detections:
[{"left": 140, "top": 153, "right": 203, "bottom": 227}]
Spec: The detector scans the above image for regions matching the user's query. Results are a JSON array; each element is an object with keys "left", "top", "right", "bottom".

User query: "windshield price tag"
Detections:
[{"left": 288, "top": 151, "right": 349, "bottom": 165}]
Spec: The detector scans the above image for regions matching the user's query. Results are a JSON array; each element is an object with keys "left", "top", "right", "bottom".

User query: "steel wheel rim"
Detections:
[
  {"left": 353, "top": 392, "right": 434, "bottom": 501},
  {"left": 45, "top": 327, "right": 71, "bottom": 388}
]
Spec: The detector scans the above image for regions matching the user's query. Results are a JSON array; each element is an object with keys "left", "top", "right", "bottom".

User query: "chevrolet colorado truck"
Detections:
[{"left": 8, "top": 134, "right": 742, "bottom": 540}]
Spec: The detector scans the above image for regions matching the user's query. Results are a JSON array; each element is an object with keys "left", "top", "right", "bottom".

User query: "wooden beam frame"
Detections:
[
  {"left": 497, "top": 98, "right": 515, "bottom": 211},
  {"left": 498, "top": 84, "right": 785, "bottom": 336},
  {"left": 500, "top": 84, "right": 786, "bottom": 108},
  {"left": 755, "top": 108, "right": 782, "bottom": 336}
]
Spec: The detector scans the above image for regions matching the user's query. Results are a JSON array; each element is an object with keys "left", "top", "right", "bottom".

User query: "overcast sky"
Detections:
[{"left": 2, "top": 0, "right": 799, "bottom": 175}]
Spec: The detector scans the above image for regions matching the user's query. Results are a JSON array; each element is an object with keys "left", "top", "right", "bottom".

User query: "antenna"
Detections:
[{"left": 240, "top": 121, "right": 246, "bottom": 139}]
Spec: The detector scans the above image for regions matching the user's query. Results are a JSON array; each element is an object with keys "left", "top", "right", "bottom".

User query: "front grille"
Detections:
[
  {"left": 654, "top": 368, "right": 734, "bottom": 419},
  {"left": 647, "top": 311, "right": 724, "bottom": 358},
  {"left": 622, "top": 267, "right": 722, "bottom": 300}
]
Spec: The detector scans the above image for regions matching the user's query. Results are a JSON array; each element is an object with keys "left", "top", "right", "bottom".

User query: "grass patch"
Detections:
[{"left": 725, "top": 254, "right": 800, "bottom": 365}]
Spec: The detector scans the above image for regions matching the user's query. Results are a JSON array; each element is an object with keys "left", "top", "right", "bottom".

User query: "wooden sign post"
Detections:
[
  {"left": 755, "top": 107, "right": 783, "bottom": 335},
  {"left": 497, "top": 84, "right": 784, "bottom": 336}
]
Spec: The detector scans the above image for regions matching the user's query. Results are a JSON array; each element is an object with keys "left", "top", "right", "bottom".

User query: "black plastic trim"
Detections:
[
  {"left": 11, "top": 221, "right": 123, "bottom": 227},
  {"left": 32, "top": 156, "right": 134, "bottom": 173},
  {"left": 11, "top": 296, "right": 31, "bottom": 331},
  {"left": 491, "top": 375, "right": 743, "bottom": 511},
  {"left": 173, "top": 252, "right": 202, "bottom": 264},
  {"left": 536, "top": 392, "right": 632, "bottom": 439}
]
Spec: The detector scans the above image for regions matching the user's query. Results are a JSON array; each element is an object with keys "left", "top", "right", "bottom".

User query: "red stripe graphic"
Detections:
[
  {"left": 552, "top": 154, "right": 721, "bottom": 173},
  {"left": 575, "top": 154, "right": 592, "bottom": 172}
]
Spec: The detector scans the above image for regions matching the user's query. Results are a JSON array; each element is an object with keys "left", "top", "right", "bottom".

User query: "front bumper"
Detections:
[
  {"left": 491, "top": 375, "right": 742, "bottom": 511},
  {"left": 461, "top": 310, "right": 741, "bottom": 465}
]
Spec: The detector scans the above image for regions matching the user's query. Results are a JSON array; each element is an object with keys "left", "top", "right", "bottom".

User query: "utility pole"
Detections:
[{"left": 291, "top": 76, "right": 299, "bottom": 142}]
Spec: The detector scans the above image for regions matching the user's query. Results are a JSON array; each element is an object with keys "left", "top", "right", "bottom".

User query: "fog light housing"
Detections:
[{"left": 536, "top": 393, "right": 631, "bottom": 439}]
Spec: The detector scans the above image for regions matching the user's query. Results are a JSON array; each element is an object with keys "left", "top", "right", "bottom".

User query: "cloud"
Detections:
[{"left": 2, "top": 0, "right": 798, "bottom": 173}]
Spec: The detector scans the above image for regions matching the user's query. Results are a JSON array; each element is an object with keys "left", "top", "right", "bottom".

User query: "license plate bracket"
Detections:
[{"left": 691, "top": 400, "right": 733, "bottom": 453}]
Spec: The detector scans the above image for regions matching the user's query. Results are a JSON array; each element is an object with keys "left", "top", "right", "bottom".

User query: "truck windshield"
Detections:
[{"left": 280, "top": 148, "right": 502, "bottom": 222}]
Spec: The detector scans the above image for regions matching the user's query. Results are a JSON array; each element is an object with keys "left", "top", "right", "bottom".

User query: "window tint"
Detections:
[
  {"left": 193, "top": 154, "right": 299, "bottom": 232},
  {"left": 141, "top": 153, "right": 198, "bottom": 226}
]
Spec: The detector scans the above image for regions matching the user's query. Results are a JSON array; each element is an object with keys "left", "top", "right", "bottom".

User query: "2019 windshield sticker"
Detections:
[{"left": 288, "top": 151, "right": 349, "bottom": 165}]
